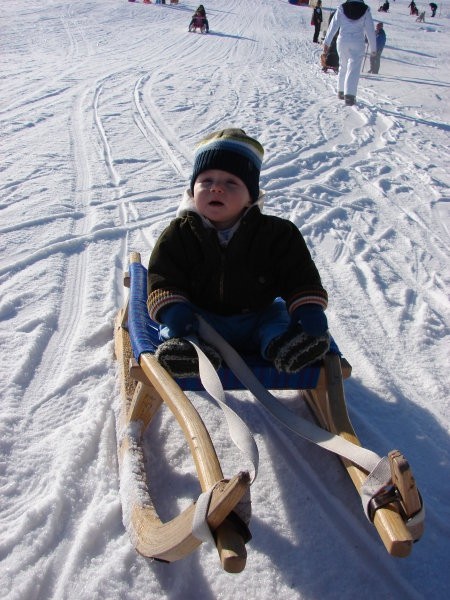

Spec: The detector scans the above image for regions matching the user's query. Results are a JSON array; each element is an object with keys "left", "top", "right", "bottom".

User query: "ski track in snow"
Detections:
[{"left": 0, "top": 1, "right": 449, "bottom": 599}]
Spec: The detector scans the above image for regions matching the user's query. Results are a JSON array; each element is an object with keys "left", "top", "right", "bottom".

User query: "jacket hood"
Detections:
[{"left": 342, "top": 0, "right": 368, "bottom": 20}]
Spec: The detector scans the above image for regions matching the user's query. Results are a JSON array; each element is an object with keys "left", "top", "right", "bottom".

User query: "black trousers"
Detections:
[{"left": 313, "top": 23, "right": 321, "bottom": 43}]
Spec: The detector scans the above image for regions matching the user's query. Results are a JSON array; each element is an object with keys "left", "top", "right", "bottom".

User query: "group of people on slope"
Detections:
[
  {"left": 408, "top": 1, "right": 438, "bottom": 17},
  {"left": 413, "top": 2, "right": 438, "bottom": 21},
  {"left": 313, "top": 0, "right": 386, "bottom": 106},
  {"left": 142, "top": 3, "right": 435, "bottom": 382},
  {"left": 311, "top": 0, "right": 436, "bottom": 107},
  {"left": 312, "top": 0, "right": 387, "bottom": 106}
]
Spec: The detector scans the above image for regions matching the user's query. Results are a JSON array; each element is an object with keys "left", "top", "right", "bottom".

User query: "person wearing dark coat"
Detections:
[
  {"left": 195, "top": 4, "right": 206, "bottom": 17},
  {"left": 147, "top": 129, "right": 330, "bottom": 378},
  {"left": 189, "top": 5, "right": 209, "bottom": 32},
  {"left": 429, "top": 3, "right": 437, "bottom": 17},
  {"left": 311, "top": 0, "right": 323, "bottom": 44},
  {"left": 408, "top": 1, "right": 419, "bottom": 15}
]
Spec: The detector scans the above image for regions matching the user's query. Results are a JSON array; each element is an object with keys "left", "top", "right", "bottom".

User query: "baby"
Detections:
[{"left": 147, "top": 128, "right": 330, "bottom": 377}]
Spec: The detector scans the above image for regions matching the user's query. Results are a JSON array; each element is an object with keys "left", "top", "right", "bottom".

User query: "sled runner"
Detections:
[
  {"left": 115, "top": 252, "right": 424, "bottom": 572},
  {"left": 115, "top": 264, "right": 250, "bottom": 572},
  {"left": 302, "top": 356, "right": 424, "bottom": 556}
]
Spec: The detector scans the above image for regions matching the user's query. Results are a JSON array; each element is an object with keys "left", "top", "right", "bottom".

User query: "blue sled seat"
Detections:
[{"left": 127, "top": 261, "right": 341, "bottom": 391}]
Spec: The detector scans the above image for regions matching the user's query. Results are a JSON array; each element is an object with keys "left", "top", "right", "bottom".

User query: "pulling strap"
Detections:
[
  {"left": 187, "top": 338, "right": 259, "bottom": 484},
  {"left": 187, "top": 338, "right": 259, "bottom": 545},
  {"left": 191, "top": 317, "right": 395, "bottom": 521}
]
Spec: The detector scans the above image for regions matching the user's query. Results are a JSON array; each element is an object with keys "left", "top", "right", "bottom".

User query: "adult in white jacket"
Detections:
[{"left": 323, "top": 0, "right": 377, "bottom": 105}]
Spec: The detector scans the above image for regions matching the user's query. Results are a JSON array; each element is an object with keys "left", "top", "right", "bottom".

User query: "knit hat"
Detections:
[{"left": 190, "top": 128, "right": 264, "bottom": 202}]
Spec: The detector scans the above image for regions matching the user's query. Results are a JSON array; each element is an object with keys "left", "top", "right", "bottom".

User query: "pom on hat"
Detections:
[{"left": 190, "top": 128, "right": 264, "bottom": 202}]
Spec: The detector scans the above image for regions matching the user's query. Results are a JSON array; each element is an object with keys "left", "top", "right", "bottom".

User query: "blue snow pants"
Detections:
[{"left": 159, "top": 298, "right": 290, "bottom": 359}]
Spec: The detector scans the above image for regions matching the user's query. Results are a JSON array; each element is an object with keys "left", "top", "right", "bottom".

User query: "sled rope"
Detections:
[
  {"left": 192, "top": 317, "right": 397, "bottom": 521},
  {"left": 187, "top": 337, "right": 259, "bottom": 544},
  {"left": 187, "top": 337, "right": 259, "bottom": 484}
]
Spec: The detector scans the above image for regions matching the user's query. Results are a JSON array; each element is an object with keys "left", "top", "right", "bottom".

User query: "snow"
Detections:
[{"left": 1, "top": 0, "right": 449, "bottom": 598}]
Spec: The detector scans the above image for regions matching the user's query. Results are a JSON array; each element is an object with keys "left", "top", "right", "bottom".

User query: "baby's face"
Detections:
[{"left": 193, "top": 169, "right": 252, "bottom": 230}]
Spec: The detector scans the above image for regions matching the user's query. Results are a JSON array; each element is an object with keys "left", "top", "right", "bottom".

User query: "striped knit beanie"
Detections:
[{"left": 190, "top": 128, "right": 264, "bottom": 202}]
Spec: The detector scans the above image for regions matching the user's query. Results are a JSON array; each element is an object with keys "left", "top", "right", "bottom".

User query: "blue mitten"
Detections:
[
  {"left": 159, "top": 303, "right": 198, "bottom": 337},
  {"left": 292, "top": 304, "right": 328, "bottom": 337}
]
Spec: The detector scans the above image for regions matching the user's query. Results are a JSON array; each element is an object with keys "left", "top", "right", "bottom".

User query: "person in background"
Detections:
[
  {"left": 311, "top": 0, "right": 323, "bottom": 44},
  {"left": 408, "top": 1, "right": 419, "bottom": 16},
  {"left": 321, "top": 10, "right": 340, "bottom": 72},
  {"left": 368, "top": 22, "right": 386, "bottom": 74},
  {"left": 189, "top": 4, "right": 209, "bottom": 33},
  {"left": 323, "top": 0, "right": 376, "bottom": 106},
  {"left": 429, "top": 3, "right": 438, "bottom": 17},
  {"left": 147, "top": 129, "right": 330, "bottom": 378},
  {"left": 416, "top": 10, "right": 426, "bottom": 22}
]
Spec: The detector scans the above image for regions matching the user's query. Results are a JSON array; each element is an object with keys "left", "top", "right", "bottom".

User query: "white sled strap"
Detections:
[
  {"left": 197, "top": 317, "right": 381, "bottom": 471},
  {"left": 359, "top": 456, "right": 392, "bottom": 520},
  {"left": 192, "top": 488, "right": 215, "bottom": 545},
  {"left": 187, "top": 336, "right": 259, "bottom": 544},
  {"left": 186, "top": 336, "right": 259, "bottom": 484},
  {"left": 195, "top": 317, "right": 394, "bottom": 520}
]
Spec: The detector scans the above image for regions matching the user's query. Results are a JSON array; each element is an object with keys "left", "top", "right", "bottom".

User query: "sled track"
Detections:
[
  {"left": 20, "top": 85, "right": 94, "bottom": 424},
  {"left": 133, "top": 74, "right": 188, "bottom": 180}
]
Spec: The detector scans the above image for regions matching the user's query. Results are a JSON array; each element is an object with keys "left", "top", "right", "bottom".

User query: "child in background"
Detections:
[
  {"left": 368, "top": 22, "right": 386, "bottom": 74},
  {"left": 189, "top": 4, "right": 209, "bottom": 32},
  {"left": 147, "top": 129, "right": 330, "bottom": 378}
]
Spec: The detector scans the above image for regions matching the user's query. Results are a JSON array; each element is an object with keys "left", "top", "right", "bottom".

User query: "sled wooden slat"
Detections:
[
  {"left": 302, "top": 353, "right": 420, "bottom": 557},
  {"left": 114, "top": 309, "right": 250, "bottom": 573},
  {"left": 389, "top": 449, "right": 424, "bottom": 541},
  {"left": 121, "top": 434, "right": 249, "bottom": 562}
]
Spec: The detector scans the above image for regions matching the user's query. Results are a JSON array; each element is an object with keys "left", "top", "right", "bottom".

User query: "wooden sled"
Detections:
[
  {"left": 302, "top": 355, "right": 424, "bottom": 557},
  {"left": 115, "top": 253, "right": 423, "bottom": 573}
]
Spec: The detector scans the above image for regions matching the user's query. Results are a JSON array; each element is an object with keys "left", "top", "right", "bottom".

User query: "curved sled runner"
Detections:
[
  {"left": 115, "top": 252, "right": 423, "bottom": 571},
  {"left": 302, "top": 355, "right": 423, "bottom": 556},
  {"left": 115, "top": 265, "right": 250, "bottom": 572}
]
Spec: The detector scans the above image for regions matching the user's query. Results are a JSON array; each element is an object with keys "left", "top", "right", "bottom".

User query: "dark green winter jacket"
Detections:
[{"left": 147, "top": 204, "right": 327, "bottom": 322}]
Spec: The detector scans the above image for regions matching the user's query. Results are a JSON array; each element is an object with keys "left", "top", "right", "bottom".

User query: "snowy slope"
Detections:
[{"left": 0, "top": 1, "right": 449, "bottom": 598}]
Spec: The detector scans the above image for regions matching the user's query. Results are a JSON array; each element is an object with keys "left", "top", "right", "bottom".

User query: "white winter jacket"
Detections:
[{"left": 324, "top": 0, "right": 376, "bottom": 53}]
